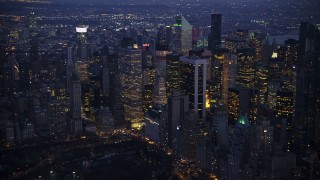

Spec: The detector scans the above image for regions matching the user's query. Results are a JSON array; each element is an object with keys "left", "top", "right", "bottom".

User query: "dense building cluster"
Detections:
[{"left": 0, "top": 1, "right": 320, "bottom": 179}]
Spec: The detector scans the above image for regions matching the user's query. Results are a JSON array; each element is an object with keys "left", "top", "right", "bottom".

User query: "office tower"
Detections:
[
  {"left": 168, "top": 90, "right": 189, "bottom": 149},
  {"left": 49, "top": 100, "right": 67, "bottom": 137},
  {"left": 228, "top": 88, "right": 240, "bottom": 125},
  {"left": 66, "top": 47, "right": 74, "bottom": 91},
  {"left": 71, "top": 78, "right": 83, "bottom": 134},
  {"left": 255, "top": 62, "right": 268, "bottom": 105},
  {"left": 153, "top": 75, "right": 167, "bottom": 105},
  {"left": 174, "top": 15, "right": 192, "bottom": 54},
  {"left": 268, "top": 56, "right": 282, "bottom": 84},
  {"left": 208, "top": 14, "right": 222, "bottom": 51},
  {"left": 75, "top": 25, "right": 90, "bottom": 62},
  {"left": 166, "top": 53, "right": 181, "bottom": 96},
  {"left": 261, "top": 37, "right": 272, "bottom": 63},
  {"left": 212, "top": 108, "right": 229, "bottom": 147},
  {"left": 228, "top": 116, "right": 251, "bottom": 180},
  {"left": 236, "top": 48, "right": 256, "bottom": 89},
  {"left": 275, "top": 90, "right": 294, "bottom": 151},
  {"left": 155, "top": 40, "right": 171, "bottom": 77},
  {"left": 143, "top": 84, "right": 153, "bottom": 112},
  {"left": 180, "top": 56, "right": 207, "bottom": 119},
  {"left": 73, "top": 25, "right": 90, "bottom": 84},
  {"left": 294, "top": 22, "right": 320, "bottom": 159},
  {"left": 119, "top": 44, "right": 144, "bottom": 130},
  {"left": 97, "top": 107, "right": 114, "bottom": 135},
  {"left": 268, "top": 81, "right": 281, "bottom": 110},
  {"left": 30, "top": 38, "right": 39, "bottom": 64},
  {"left": 277, "top": 39, "right": 299, "bottom": 91},
  {"left": 188, "top": 48, "right": 212, "bottom": 80},
  {"left": 165, "top": 26, "right": 173, "bottom": 45},
  {"left": 209, "top": 49, "right": 229, "bottom": 107},
  {"left": 27, "top": 12, "right": 38, "bottom": 37},
  {"left": 75, "top": 61, "right": 89, "bottom": 83},
  {"left": 102, "top": 66, "right": 110, "bottom": 97},
  {"left": 110, "top": 74, "right": 125, "bottom": 127},
  {"left": 257, "top": 118, "right": 273, "bottom": 154},
  {"left": 145, "top": 104, "right": 167, "bottom": 145},
  {"left": 228, "top": 88, "right": 258, "bottom": 126},
  {"left": 177, "top": 111, "right": 199, "bottom": 161},
  {"left": 71, "top": 78, "right": 81, "bottom": 120},
  {"left": 249, "top": 31, "right": 266, "bottom": 62},
  {"left": 34, "top": 108, "right": 49, "bottom": 138},
  {"left": 225, "top": 30, "right": 249, "bottom": 53},
  {"left": 221, "top": 52, "right": 236, "bottom": 105},
  {"left": 210, "top": 58, "right": 223, "bottom": 107}
]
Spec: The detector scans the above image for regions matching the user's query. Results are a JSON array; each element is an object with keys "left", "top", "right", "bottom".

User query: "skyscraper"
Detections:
[
  {"left": 228, "top": 116, "right": 251, "bottom": 180},
  {"left": 71, "top": 77, "right": 83, "bottom": 134},
  {"left": 275, "top": 90, "right": 294, "bottom": 151},
  {"left": 168, "top": 90, "right": 189, "bottom": 149},
  {"left": 119, "top": 44, "right": 144, "bottom": 130},
  {"left": 155, "top": 40, "right": 171, "bottom": 77},
  {"left": 174, "top": 15, "right": 193, "bottom": 54},
  {"left": 294, "top": 22, "right": 320, "bottom": 159},
  {"left": 66, "top": 47, "right": 74, "bottom": 92},
  {"left": 71, "top": 78, "right": 81, "bottom": 120},
  {"left": 236, "top": 48, "right": 256, "bottom": 89},
  {"left": 180, "top": 56, "right": 207, "bottom": 119},
  {"left": 166, "top": 53, "right": 181, "bottom": 96},
  {"left": 208, "top": 14, "right": 222, "bottom": 51}
]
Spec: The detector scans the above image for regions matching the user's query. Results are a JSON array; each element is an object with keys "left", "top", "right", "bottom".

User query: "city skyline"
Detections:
[{"left": 0, "top": 0, "right": 320, "bottom": 179}]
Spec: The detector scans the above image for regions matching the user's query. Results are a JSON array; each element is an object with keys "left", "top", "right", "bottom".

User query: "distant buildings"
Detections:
[{"left": 0, "top": 3, "right": 319, "bottom": 179}]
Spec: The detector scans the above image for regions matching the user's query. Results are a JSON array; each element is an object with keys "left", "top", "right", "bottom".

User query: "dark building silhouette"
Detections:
[
  {"left": 294, "top": 22, "right": 320, "bottom": 160},
  {"left": 208, "top": 14, "right": 222, "bottom": 51}
]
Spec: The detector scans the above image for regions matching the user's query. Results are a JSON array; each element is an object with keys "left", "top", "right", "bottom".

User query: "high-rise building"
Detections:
[
  {"left": 71, "top": 77, "right": 83, "bottom": 134},
  {"left": 66, "top": 47, "right": 74, "bottom": 92},
  {"left": 236, "top": 48, "right": 256, "bottom": 89},
  {"left": 228, "top": 88, "right": 240, "bottom": 125},
  {"left": 255, "top": 63, "right": 268, "bottom": 106},
  {"left": 180, "top": 56, "right": 207, "bottom": 119},
  {"left": 222, "top": 53, "right": 237, "bottom": 105},
  {"left": 174, "top": 15, "right": 193, "bottom": 54},
  {"left": 145, "top": 104, "right": 167, "bottom": 145},
  {"left": 155, "top": 40, "right": 171, "bottom": 77},
  {"left": 208, "top": 14, "right": 222, "bottom": 51},
  {"left": 275, "top": 90, "right": 294, "bottom": 151},
  {"left": 294, "top": 22, "right": 320, "bottom": 159},
  {"left": 249, "top": 31, "right": 266, "bottom": 62},
  {"left": 277, "top": 39, "right": 299, "bottom": 92},
  {"left": 153, "top": 75, "right": 167, "bottom": 105},
  {"left": 168, "top": 90, "right": 189, "bottom": 149},
  {"left": 166, "top": 53, "right": 181, "bottom": 96},
  {"left": 228, "top": 88, "right": 258, "bottom": 126},
  {"left": 71, "top": 78, "right": 81, "bottom": 120},
  {"left": 119, "top": 44, "right": 144, "bottom": 130},
  {"left": 75, "top": 25, "right": 90, "bottom": 62},
  {"left": 209, "top": 49, "right": 229, "bottom": 107},
  {"left": 212, "top": 108, "right": 229, "bottom": 147},
  {"left": 228, "top": 116, "right": 251, "bottom": 180}
]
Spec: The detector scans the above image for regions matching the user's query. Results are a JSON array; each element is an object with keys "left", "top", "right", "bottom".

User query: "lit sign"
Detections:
[{"left": 76, "top": 27, "right": 88, "bottom": 33}]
